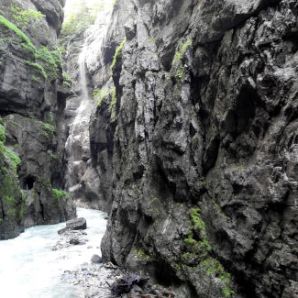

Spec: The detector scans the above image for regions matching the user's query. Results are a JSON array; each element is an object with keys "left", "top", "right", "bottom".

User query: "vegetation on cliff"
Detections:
[{"left": 0, "top": 8, "right": 61, "bottom": 80}]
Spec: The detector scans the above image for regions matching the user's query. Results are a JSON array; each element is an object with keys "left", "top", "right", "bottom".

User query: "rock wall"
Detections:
[
  {"left": 61, "top": 3, "right": 113, "bottom": 211},
  {"left": 0, "top": 0, "right": 75, "bottom": 239},
  {"left": 88, "top": 0, "right": 298, "bottom": 297}
]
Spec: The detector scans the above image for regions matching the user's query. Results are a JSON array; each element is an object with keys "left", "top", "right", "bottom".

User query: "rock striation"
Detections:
[
  {"left": 0, "top": 0, "right": 75, "bottom": 239},
  {"left": 85, "top": 0, "right": 298, "bottom": 297}
]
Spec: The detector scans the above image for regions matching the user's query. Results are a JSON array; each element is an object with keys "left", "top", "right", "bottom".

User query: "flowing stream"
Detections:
[{"left": 0, "top": 208, "right": 107, "bottom": 298}]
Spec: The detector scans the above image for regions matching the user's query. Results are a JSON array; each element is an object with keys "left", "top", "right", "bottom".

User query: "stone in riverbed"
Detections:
[
  {"left": 58, "top": 217, "right": 87, "bottom": 234},
  {"left": 66, "top": 217, "right": 87, "bottom": 230},
  {"left": 91, "top": 254, "right": 102, "bottom": 264},
  {"left": 69, "top": 237, "right": 82, "bottom": 245}
]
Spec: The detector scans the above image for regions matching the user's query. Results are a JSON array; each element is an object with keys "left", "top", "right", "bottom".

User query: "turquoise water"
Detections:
[{"left": 0, "top": 208, "right": 107, "bottom": 298}]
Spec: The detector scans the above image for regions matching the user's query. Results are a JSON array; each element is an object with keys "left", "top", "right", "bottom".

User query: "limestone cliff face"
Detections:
[
  {"left": 0, "top": 0, "right": 75, "bottom": 239},
  {"left": 87, "top": 0, "right": 298, "bottom": 297}
]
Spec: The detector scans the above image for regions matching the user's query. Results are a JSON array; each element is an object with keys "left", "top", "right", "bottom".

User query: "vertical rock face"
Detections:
[
  {"left": 0, "top": 0, "right": 76, "bottom": 239},
  {"left": 88, "top": 0, "right": 298, "bottom": 297}
]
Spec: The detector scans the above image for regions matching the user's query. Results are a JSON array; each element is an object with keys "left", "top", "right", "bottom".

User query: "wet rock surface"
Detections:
[
  {"left": 86, "top": 0, "right": 298, "bottom": 297},
  {"left": 0, "top": 0, "right": 76, "bottom": 238},
  {"left": 66, "top": 217, "right": 87, "bottom": 230}
]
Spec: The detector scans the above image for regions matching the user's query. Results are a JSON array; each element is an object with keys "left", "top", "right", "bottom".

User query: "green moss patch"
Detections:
[
  {"left": 11, "top": 4, "right": 44, "bottom": 29},
  {"left": 93, "top": 87, "right": 117, "bottom": 120},
  {"left": 0, "top": 14, "right": 61, "bottom": 80},
  {"left": 52, "top": 188, "right": 69, "bottom": 200},
  {"left": 0, "top": 14, "right": 35, "bottom": 51},
  {"left": 181, "top": 208, "right": 234, "bottom": 297},
  {"left": 172, "top": 39, "right": 192, "bottom": 81},
  {"left": 41, "top": 122, "right": 56, "bottom": 137},
  {"left": 111, "top": 38, "right": 126, "bottom": 71}
]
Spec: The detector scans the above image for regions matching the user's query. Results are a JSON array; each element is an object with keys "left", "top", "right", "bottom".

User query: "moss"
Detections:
[
  {"left": 52, "top": 188, "right": 69, "bottom": 200},
  {"left": 25, "top": 61, "right": 47, "bottom": 79},
  {"left": 41, "top": 122, "right": 56, "bottom": 137},
  {"left": 175, "top": 65, "right": 185, "bottom": 81},
  {"left": 173, "top": 39, "right": 192, "bottom": 81},
  {"left": 0, "top": 123, "right": 21, "bottom": 171},
  {"left": 0, "top": 170, "right": 21, "bottom": 221},
  {"left": 10, "top": 4, "right": 44, "bottom": 29},
  {"left": 62, "top": 72, "right": 72, "bottom": 88},
  {"left": 34, "top": 46, "right": 61, "bottom": 80},
  {"left": 184, "top": 233, "right": 197, "bottom": 246},
  {"left": 0, "top": 14, "right": 35, "bottom": 51},
  {"left": 0, "top": 123, "right": 23, "bottom": 223},
  {"left": 93, "top": 88, "right": 111, "bottom": 107},
  {"left": 4, "top": 147, "right": 21, "bottom": 170},
  {"left": 182, "top": 208, "right": 234, "bottom": 297},
  {"left": 93, "top": 87, "right": 117, "bottom": 120},
  {"left": 200, "top": 258, "right": 234, "bottom": 298},
  {"left": 190, "top": 208, "right": 207, "bottom": 238},
  {"left": 173, "top": 39, "right": 192, "bottom": 65},
  {"left": 0, "top": 14, "right": 61, "bottom": 80},
  {"left": 111, "top": 38, "right": 126, "bottom": 71},
  {"left": 133, "top": 247, "right": 152, "bottom": 262},
  {"left": 0, "top": 123, "right": 6, "bottom": 143}
]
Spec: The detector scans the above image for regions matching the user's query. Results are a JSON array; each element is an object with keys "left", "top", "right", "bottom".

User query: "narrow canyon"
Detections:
[{"left": 0, "top": 0, "right": 297, "bottom": 297}]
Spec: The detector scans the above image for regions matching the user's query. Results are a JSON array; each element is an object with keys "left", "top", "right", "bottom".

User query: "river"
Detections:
[{"left": 0, "top": 208, "right": 107, "bottom": 298}]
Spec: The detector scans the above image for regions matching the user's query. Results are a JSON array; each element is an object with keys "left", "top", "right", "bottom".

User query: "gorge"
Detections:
[{"left": 0, "top": 0, "right": 297, "bottom": 297}]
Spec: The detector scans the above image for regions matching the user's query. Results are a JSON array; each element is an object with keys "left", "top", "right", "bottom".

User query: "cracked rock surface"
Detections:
[{"left": 86, "top": 0, "right": 298, "bottom": 297}]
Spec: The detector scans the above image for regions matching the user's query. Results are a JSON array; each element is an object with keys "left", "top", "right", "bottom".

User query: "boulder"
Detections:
[
  {"left": 66, "top": 217, "right": 87, "bottom": 230},
  {"left": 91, "top": 254, "right": 102, "bottom": 264}
]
